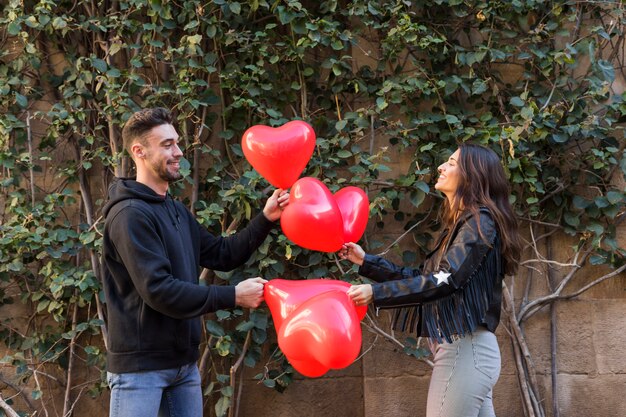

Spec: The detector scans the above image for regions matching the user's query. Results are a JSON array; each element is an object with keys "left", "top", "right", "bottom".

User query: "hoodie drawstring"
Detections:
[{"left": 165, "top": 193, "right": 181, "bottom": 231}]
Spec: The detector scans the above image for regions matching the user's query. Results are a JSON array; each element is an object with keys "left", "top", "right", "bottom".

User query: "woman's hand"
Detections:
[
  {"left": 338, "top": 242, "right": 365, "bottom": 266},
  {"left": 347, "top": 284, "right": 373, "bottom": 306}
]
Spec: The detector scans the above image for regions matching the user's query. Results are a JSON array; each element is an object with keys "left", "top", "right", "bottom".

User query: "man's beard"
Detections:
[{"left": 153, "top": 159, "right": 182, "bottom": 182}]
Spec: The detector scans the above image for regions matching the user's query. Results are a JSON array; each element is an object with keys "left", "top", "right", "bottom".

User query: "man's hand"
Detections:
[
  {"left": 338, "top": 242, "right": 366, "bottom": 266},
  {"left": 263, "top": 189, "right": 290, "bottom": 222},
  {"left": 235, "top": 277, "right": 267, "bottom": 308}
]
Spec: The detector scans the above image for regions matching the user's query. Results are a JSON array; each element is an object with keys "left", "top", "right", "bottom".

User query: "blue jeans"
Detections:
[
  {"left": 427, "top": 327, "right": 501, "bottom": 417},
  {"left": 107, "top": 362, "right": 202, "bottom": 417}
]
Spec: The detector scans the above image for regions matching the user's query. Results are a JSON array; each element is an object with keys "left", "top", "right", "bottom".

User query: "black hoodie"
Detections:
[{"left": 102, "top": 178, "right": 274, "bottom": 373}]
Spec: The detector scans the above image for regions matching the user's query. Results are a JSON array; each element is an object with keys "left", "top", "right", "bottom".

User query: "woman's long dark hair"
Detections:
[{"left": 440, "top": 143, "right": 522, "bottom": 275}]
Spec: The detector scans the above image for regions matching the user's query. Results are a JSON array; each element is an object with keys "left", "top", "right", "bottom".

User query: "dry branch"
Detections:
[{"left": 0, "top": 393, "right": 20, "bottom": 417}]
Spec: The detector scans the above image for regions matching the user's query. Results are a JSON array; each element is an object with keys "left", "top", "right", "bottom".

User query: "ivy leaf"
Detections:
[
  {"left": 589, "top": 255, "right": 606, "bottom": 265},
  {"left": 252, "top": 328, "right": 267, "bottom": 344},
  {"left": 335, "top": 120, "right": 347, "bottom": 131},
  {"left": 606, "top": 191, "right": 623, "bottom": 205},
  {"left": 594, "top": 196, "right": 609, "bottom": 208},
  {"left": 471, "top": 79, "right": 488, "bottom": 95},
  {"left": 415, "top": 180, "right": 430, "bottom": 194},
  {"left": 604, "top": 204, "right": 620, "bottom": 219},
  {"left": 205, "top": 320, "right": 225, "bottom": 337},
  {"left": 563, "top": 212, "right": 580, "bottom": 227},
  {"left": 236, "top": 320, "right": 255, "bottom": 332},
  {"left": 52, "top": 16, "right": 67, "bottom": 29},
  {"left": 216, "top": 310, "right": 231, "bottom": 320},
  {"left": 109, "top": 43, "right": 122, "bottom": 56},
  {"left": 266, "top": 108, "right": 282, "bottom": 118},
  {"left": 445, "top": 114, "right": 459, "bottom": 124},
  {"left": 331, "top": 40, "right": 343, "bottom": 50},
  {"left": 8, "top": 21, "right": 21, "bottom": 36},
  {"left": 597, "top": 59, "right": 615, "bottom": 81},
  {"left": 572, "top": 195, "right": 590, "bottom": 209},
  {"left": 376, "top": 97, "right": 388, "bottom": 110},
  {"left": 187, "top": 34, "right": 202, "bottom": 46},
  {"left": 510, "top": 97, "right": 524, "bottom": 107},
  {"left": 368, "top": 2, "right": 382, "bottom": 15},
  {"left": 586, "top": 222, "right": 604, "bottom": 236},
  {"left": 216, "top": 336, "right": 232, "bottom": 356},
  {"left": 409, "top": 189, "right": 425, "bottom": 208},
  {"left": 277, "top": 6, "right": 295, "bottom": 24},
  {"left": 216, "top": 374, "right": 229, "bottom": 383},
  {"left": 332, "top": 64, "right": 343, "bottom": 76},
  {"left": 402, "top": 250, "right": 417, "bottom": 264},
  {"left": 91, "top": 58, "right": 107, "bottom": 72},
  {"left": 215, "top": 396, "right": 231, "bottom": 417},
  {"left": 184, "top": 20, "right": 199, "bottom": 31},
  {"left": 221, "top": 386, "right": 234, "bottom": 397},
  {"left": 15, "top": 93, "right": 28, "bottom": 108}
]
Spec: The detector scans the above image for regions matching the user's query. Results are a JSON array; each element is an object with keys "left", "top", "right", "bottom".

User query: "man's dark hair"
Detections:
[{"left": 122, "top": 107, "right": 173, "bottom": 154}]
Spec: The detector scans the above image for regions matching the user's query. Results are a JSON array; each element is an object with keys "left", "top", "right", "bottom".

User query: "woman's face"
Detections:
[{"left": 435, "top": 148, "right": 461, "bottom": 201}]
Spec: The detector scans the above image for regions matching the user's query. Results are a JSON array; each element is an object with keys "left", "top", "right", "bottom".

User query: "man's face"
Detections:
[{"left": 140, "top": 124, "right": 183, "bottom": 183}]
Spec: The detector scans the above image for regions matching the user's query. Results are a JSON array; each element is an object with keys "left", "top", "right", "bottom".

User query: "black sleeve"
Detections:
[
  {"left": 371, "top": 212, "right": 496, "bottom": 307},
  {"left": 109, "top": 206, "right": 236, "bottom": 319},
  {"left": 197, "top": 212, "right": 275, "bottom": 271},
  {"left": 358, "top": 254, "right": 422, "bottom": 282}
]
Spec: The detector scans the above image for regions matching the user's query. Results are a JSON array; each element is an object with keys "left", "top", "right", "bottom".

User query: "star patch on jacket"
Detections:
[{"left": 434, "top": 271, "right": 451, "bottom": 286}]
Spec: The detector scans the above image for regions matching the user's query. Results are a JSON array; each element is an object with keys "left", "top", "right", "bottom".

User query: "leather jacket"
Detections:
[{"left": 358, "top": 208, "right": 503, "bottom": 343}]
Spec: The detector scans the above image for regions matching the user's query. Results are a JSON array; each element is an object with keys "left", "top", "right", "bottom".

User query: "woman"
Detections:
[{"left": 339, "top": 143, "right": 521, "bottom": 417}]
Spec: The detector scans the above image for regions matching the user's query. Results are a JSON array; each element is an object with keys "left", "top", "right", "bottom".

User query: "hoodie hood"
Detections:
[{"left": 103, "top": 177, "right": 165, "bottom": 217}]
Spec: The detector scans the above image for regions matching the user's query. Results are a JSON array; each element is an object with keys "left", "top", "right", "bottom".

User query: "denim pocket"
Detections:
[
  {"left": 106, "top": 371, "right": 121, "bottom": 388},
  {"left": 470, "top": 331, "right": 501, "bottom": 380}
]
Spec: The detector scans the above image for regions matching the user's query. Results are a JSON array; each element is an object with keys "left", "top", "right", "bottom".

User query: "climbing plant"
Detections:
[{"left": 1, "top": 0, "right": 625, "bottom": 416}]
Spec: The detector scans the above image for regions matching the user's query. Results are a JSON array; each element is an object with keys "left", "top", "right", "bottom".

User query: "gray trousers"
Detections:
[{"left": 426, "top": 327, "right": 501, "bottom": 417}]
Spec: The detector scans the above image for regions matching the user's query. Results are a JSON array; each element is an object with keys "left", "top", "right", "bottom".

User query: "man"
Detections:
[{"left": 102, "top": 107, "right": 288, "bottom": 417}]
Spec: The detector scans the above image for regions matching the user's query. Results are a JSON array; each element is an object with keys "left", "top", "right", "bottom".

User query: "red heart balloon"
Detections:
[
  {"left": 242, "top": 120, "right": 316, "bottom": 189},
  {"left": 278, "top": 289, "right": 362, "bottom": 373},
  {"left": 264, "top": 279, "right": 367, "bottom": 331},
  {"left": 288, "top": 357, "right": 328, "bottom": 378},
  {"left": 280, "top": 177, "right": 344, "bottom": 252},
  {"left": 334, "top": 186, "right": 369, "bottom": 243}
]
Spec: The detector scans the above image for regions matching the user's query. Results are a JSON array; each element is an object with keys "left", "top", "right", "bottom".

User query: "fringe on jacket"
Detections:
[{"left": 391, "top": 235, "right": 502, "bottom": 344}]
